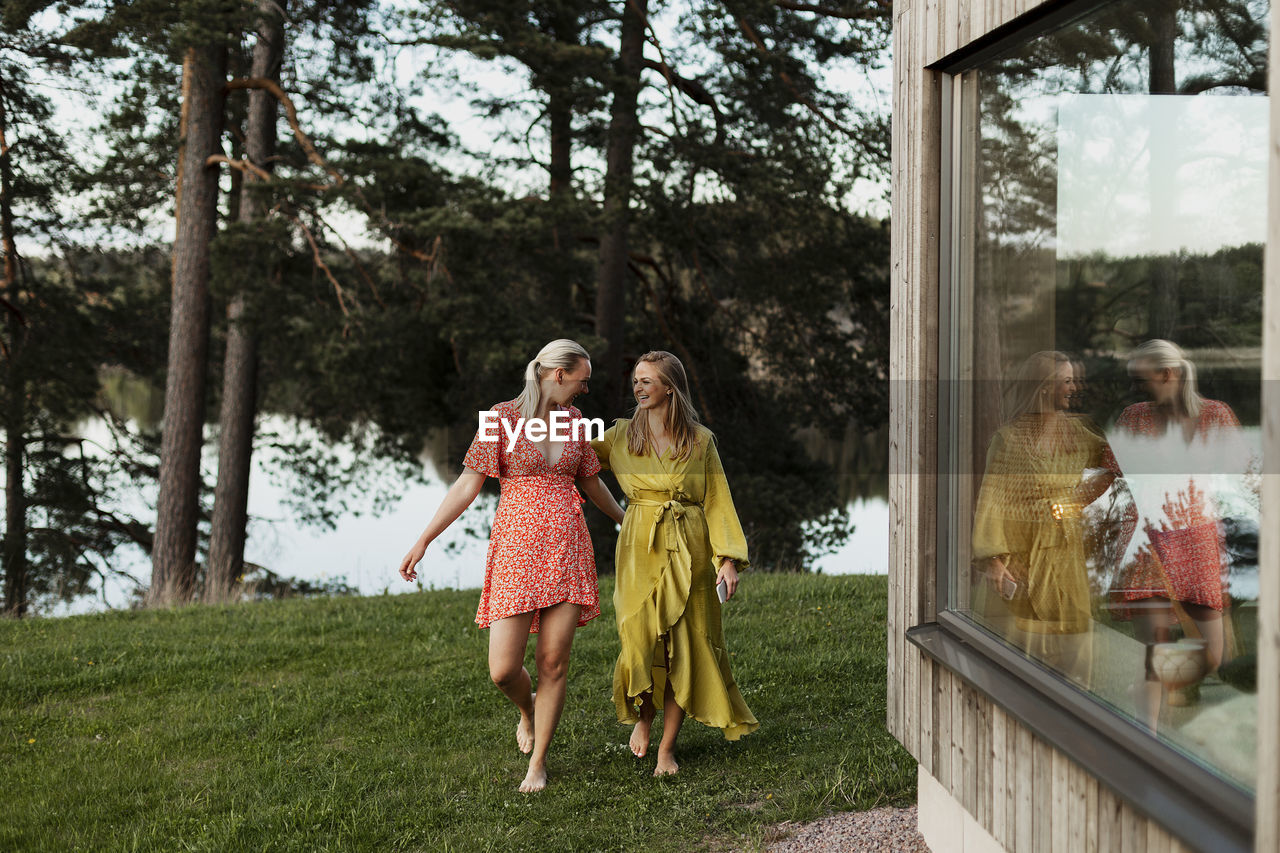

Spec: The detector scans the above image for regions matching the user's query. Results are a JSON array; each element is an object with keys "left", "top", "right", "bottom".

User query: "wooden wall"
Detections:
[
  {"left": 885, "top": 0, "right": 1246, "bottom": 849},
  {"left": 1252, "top": 5, "right": 1280, "bottom": 850}
]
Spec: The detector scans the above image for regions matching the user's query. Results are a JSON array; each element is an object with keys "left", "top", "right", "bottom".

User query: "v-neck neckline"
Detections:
[{"left": 530, "top": 406, "right": 567, "bottom": 471}]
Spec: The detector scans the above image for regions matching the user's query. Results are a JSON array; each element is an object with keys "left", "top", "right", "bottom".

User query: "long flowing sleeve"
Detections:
[
  {"left": 971, "top": 429, "right": 1011, "bottom": 563},
  {"left": 703, "top": 436, "right": 750, "bottom": 570}
]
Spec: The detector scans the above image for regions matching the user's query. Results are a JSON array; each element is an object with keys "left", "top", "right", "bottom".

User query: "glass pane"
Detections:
[{"left": 947, "top": 0, "right": 1268, "bottom": 790}]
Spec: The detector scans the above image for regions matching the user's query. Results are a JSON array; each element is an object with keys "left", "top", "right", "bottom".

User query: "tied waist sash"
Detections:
[
  {"left": 629, "top": 489, "right": 701, "bottom": 555},
  {"left": 624, "top": 488, "right": 703, "bottom": 635}
]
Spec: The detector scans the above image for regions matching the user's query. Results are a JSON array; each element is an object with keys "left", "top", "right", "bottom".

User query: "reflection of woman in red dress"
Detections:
[
  {"left": 1113, "top": 339, "right": 1241, "bottom": 725},
  {"left": 398, "top": 340, "right": 625, "bottom": 792}
]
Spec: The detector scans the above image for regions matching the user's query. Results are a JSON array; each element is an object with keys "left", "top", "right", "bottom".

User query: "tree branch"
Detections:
[
  {"left": 285, "top": 210, "right": 350, "bottom": 316},
  {"left": 225, "top": 77, "right": 345, "bottom": 187},
  {"left": 628, "top": 256, "right": 715, "bottom": 423},
  {"left": 775, "top": 0, "right": 886, "bottom": 20},
  {"left": 296, "top": 202, "right": 386, "bottom": 309},
  {"left": 734, "top": 16, "right": 857, "bottom": 138},
  {"left": 642, "top": 58, "right": 725, "bottom": 146},
  {"left": 0, "top": 292, "right": 24, "bottom": 325},
  {"left": 217, "top": 80, "right": 445, "bottom": 301},
  {"left": 206, "top": 154, "right": 336, "bottom": 192}
]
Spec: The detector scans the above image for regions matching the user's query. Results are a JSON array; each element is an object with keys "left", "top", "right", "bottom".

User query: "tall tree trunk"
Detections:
[
  {"left": 548, "top": 91, "right": 572, "bottom": 198},
  {"left": 594, "top": 0, "right": 648, "bottom": 412},
  {"left": 1147, "top": 5, "right": 1178, "bottom": 339},
  {"left": 0, "top": 80, "right": 27, "bottom": 617},
  {"left": 150, "top": 37, "right": 228, "bottom": 606},
  {"left": 207, "top": 0, "right": 285, "bottom": 603},
  {"left": 545, "top": 11, "right": 579, "bottom": 306}
]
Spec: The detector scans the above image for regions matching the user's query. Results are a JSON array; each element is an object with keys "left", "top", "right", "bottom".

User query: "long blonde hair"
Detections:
[
  {"left": 514, "top": 339, "right": 590, "bottom": 421},
  {"left": 1128, "top": 339, "right": 1203, "bottom": 418},
  {"left": 626, "top": 351, "right": 702, "bottom": 461},
  {"left": 1005, "top": 350, "right": 1071, "bottom": 422}
]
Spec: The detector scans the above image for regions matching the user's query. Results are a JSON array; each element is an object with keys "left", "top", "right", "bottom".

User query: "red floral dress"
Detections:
[
  {"left": 1114, "top": 400, "right": 1241, "bottom": 611},
  {"left": 463, "top": 400, "right": 602, "bottom": 632}
]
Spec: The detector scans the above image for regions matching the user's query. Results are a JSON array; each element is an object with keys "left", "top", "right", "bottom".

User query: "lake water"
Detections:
[{"left": 45, "top": 417, "right": 889, "bottom": 615}]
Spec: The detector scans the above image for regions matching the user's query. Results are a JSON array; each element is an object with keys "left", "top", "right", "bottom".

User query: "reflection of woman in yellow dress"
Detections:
[
  {"left": 592, "top": 351, "right": 758, "bottom": 776},
  {"left": 972, "top": 351, "right": 1120, "bottom": 685}
]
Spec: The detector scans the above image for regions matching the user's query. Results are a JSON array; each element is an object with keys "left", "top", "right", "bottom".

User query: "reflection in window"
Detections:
[{"left": 948, "top": 0, "right": 1266, "bottom": 790}]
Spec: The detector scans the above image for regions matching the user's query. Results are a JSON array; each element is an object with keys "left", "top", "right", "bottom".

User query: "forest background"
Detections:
[{"left": 0, "top": 0, "right": 895, "bottom": 617}]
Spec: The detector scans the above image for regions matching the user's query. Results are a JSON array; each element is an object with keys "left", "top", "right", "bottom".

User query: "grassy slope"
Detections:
[{"left": 1, "top": 574, "right": 914, "bottom": 852}]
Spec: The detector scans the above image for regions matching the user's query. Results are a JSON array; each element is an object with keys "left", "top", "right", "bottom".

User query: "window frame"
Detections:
[{"left": 916, "top": 1, "right": 1262, "bottom": 848}]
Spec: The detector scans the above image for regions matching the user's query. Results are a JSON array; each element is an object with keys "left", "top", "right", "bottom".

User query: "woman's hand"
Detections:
[
  {"left": 716, "top": 559, "right": 740, "bottom": 601},
  {"left": 398, "top": 469, "right": 486, "bottom": 583},
  {"left": 984, "top": 556, "right": 1016, "bottom": 598},
  {"left": 399, "top": 540, "right": 428, "bottom": 582}
]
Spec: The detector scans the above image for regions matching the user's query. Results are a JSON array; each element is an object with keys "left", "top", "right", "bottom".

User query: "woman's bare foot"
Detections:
[
  {"left": 653, "top": 749, "right": 678, "bottom": 776},
  {"left": 519, "top": 763, "right": 548, "bottom": 793},
  {"left": 629, "top": 703, "right": 655, "bottom": 757},
  {"left": 516, "top": 693, "right": 536, "bottom": 754}
]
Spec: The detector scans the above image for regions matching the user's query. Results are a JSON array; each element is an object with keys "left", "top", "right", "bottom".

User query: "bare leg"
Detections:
[
  {"left": 1132, "top": 602, "right": 1174, "bottom": 732},
  {"left": 629, "top": 692, "right": 656, "bottom": 757},
  {"left": 520, "top": 601, "right": 582, "bottom": 793},
  {"left": 488, "top": 612, "right": 536, "bottom": 754},
  {"left": 1183, "top": 602, "right": 1226, "bottom": 673},
  {"left": 654, "top": 677, "right": 685, "bottom": 776}
]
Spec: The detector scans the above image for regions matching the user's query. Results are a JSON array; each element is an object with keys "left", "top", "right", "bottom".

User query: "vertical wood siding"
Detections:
[
  {"left": 1253, "top": 6, "right": 1280, "bottom": 850},
  {"left": 888, "top": 0, "right": 1222, "bottom": 849}
]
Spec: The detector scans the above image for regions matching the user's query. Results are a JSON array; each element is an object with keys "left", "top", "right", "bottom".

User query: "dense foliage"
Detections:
[{"left": 2, "top": 0, "right": 893, "bottom": 612}]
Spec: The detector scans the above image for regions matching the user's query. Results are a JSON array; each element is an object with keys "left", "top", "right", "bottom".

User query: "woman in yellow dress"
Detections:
[
  {"left": 592, "top": 351, "right": 758, "bottom": 775},
  {"left": 973, "top": 350, "right": 1121, "bottom": 686}
]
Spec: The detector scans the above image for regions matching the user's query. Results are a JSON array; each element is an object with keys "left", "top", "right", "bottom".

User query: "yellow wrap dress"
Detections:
[
  {"left": 971, "top": 414, "right": 1120, "bottom": 684},
  {"left": 592, "top": 420, "right": 758, "bottom": 740}
]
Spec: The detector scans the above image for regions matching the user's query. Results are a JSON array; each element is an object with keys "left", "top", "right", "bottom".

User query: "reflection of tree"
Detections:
[
  {"left": 1054, "top": 244, "right": 1263, "bottom": 422},
  {"left": 974, "top": 0, "right": 1267, "bottom": 371}
]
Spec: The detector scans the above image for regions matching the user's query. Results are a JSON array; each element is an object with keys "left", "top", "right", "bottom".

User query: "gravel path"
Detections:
[{"left": 764, "top": 806, "right": 930, "bottom": 852}]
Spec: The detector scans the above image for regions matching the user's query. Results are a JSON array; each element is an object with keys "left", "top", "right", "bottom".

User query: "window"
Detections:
[{"left": 942, "top": 0, "right": 1266, "bottom": 792}]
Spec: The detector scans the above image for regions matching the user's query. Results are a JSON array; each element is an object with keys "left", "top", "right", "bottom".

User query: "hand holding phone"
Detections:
[
  {"left": 717, "top": 578, "right": 729, "bottom": 603},
  {"left": 999, "top": 575, "right": 1017, "bottom": 601}
]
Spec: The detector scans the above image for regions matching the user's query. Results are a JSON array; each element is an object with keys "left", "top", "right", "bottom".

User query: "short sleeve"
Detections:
[
  {"left": 1205, "top": 400, "right": 1242, "bottom": 431},
  {"left": 591, "top": 421, "right": 623, "bottom": 472},
  {"left": 703, "top": 434, "right": 750, "bottom": 570},
  {"left": 462, "top": 405, "right": 504, "bottom": 478}
]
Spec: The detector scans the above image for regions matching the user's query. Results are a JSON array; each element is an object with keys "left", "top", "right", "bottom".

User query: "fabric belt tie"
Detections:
[
  {"left": 627, "top": 491, "right": 700, "bottom": 640},
  {"left": 629, "top": 491, "right": 699, "bottom": 556}
]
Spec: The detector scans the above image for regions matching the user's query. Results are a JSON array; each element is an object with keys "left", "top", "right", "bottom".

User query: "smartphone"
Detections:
[
  {"left": 999, "top": 576, "right": 1017, "bottom": 601},
  {"left": 717, "top": 579, "right": 729, "bottom": 603}
]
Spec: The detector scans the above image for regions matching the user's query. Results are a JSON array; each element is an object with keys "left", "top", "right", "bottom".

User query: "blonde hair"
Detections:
[
  {"left": 1128, "top": 339, "right": 1203, "bottom": 418},
  {"left": 626, "top": 351, "right": 702, "bottom": 461},
  {"left": 514, "top": 339, "right": 590, "bottom": 421},
  {"left": 1005, "top": 350, "right": 1071, "bottom": 422}
]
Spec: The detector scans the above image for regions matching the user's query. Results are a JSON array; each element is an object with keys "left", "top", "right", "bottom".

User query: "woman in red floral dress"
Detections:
[
  {"left": 399, "top": 339, "right": 625, "bottom": 792},
  {"left": 1113, "top": 339, "right": 1248, "bottom": 726}
]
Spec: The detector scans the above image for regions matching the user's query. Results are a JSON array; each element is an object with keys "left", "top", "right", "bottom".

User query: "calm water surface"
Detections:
[{"left": 47, "top": 418, "right": 889, "bottom": 615}]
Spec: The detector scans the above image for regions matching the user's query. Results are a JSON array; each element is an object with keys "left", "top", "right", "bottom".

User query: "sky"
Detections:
[
  {"left": 17, "top": 3, "right": 891, "bottom": 255},
  {"left": 1056, "top": 93, "right": 1267, "bottom": 258}
]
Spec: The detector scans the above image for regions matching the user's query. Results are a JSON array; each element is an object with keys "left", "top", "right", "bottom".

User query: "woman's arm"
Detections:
[
  {"left": 1074, "top": 470, "right": 1117, "bottom": 507},
  {"left": 579, "top": 475, "right": 626, "bottom": 525},
  {"left": 703, "top": 437, "right": 750, "bottom": 599},
  {"left": 398, "top": 467, "right": 487, "bottom": 581}
]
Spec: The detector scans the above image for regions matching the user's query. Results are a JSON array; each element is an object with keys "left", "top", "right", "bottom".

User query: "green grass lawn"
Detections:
[{"left": 1, "top": 573, "right": 914, "bottom": 852}]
